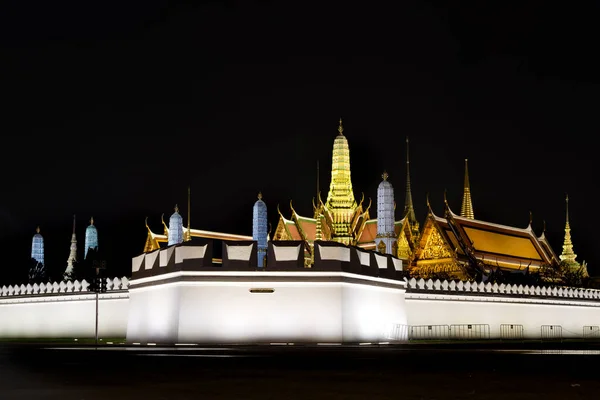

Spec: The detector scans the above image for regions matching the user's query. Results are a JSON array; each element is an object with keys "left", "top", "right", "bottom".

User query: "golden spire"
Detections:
[
  {"left": 258, "top": 191, "right": 263, "bottom": 200},
  {"left": 403, "top": 137, "right": 417, "bottom": 225},
  {"left": 460, "top": 159, "right": 475, "bottom": 219},
  {"left": 90, "top": 217, "right": 94, "bottom": 225},
  {"left": 36, "top": 226, "right": 40, "bottom": 234},
  {"left": 382, "top": 170, "right": 389, "bottom": 181},
  {"left": 325, "top": 118, "right": 357, "bottom": 244},
  {"left": 559, "top": 193, "right": 578, "bottom": 265},
  {"left": 338, "top": 117, "right": 344, "bottom": 136},
  {"left": 174, "top": 204, "right": 179, "bottom": 213}
]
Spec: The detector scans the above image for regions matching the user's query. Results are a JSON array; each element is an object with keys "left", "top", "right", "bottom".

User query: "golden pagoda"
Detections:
[
  {"left": 559, "top": 194, "right": 589, "bottom": 278},
  {"left": 273, "top": 118, "right": 371, "bottom": 264},
  {"left": 273, "top": 121, "right": 421, "bottom": 266}
]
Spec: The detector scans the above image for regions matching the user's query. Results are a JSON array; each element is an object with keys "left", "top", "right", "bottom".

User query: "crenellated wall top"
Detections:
[
  {"left": 0, "top": 277, "right": 130, "bottom": 298},
  {"left": 406, "top": 277, "right": 600, "bottom": 301}
]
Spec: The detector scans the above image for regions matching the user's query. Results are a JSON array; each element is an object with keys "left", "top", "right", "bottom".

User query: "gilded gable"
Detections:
[{"left": 420, "top": 224, "right": 455, "bottom": 260}]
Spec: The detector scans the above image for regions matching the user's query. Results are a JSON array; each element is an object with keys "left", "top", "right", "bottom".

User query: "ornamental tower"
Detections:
[
  {"left": 560, "top": 194, "right": 578, "bottom": 266},
  {"left": 84, "top": 217, "right": 98, "bottom": 259},
  {"left": 253, "top": 192, "right": 268, "bottom": 267},
  {"left": 461, "top": 159, "right": 474, "bottom": 219},
  {"left": 31, "top": 226, "right": 44, "bottom": 265},
  {"left": 375, "top": 171, "right": 395, "bottom": 255},
  {"left": 168, "top": 205, "right": 184, "bottom": 246},
  {"left": 324, "top": 118, "right": 358, "bottom": 245},
  {"left": 64, "top": 215, "right": 77, "bottom": 280}
]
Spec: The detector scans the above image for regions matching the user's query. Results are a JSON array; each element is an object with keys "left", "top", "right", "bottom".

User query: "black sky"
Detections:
[{"left": 1, "top": 1, "right": 599, "bottom": 284}]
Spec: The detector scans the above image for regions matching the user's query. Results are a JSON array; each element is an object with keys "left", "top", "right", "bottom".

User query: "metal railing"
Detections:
[
  {"left": 386, "top": 324, "right": 409, "bottom": 342},
  {"left": 583, "top": 325, "right": 600, "bottom": 339},
  {"left": 541, "top": 325, "right": 562, "bottom": 340},
  {"left": 449, "top": 324, "right": 490, "bottom": 340},
  {"left": 409, "top": 325, "right": 449, "bottom": 340},
  {"left": 500, "top": 324, "right": 524, "bottom": 340}
]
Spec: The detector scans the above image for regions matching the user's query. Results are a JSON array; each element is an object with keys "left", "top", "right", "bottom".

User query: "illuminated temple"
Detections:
[{"left": 143, "top": 119, "right": 589, "bottom": 282}]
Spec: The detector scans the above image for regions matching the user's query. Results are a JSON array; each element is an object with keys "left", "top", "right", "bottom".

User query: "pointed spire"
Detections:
[
  {"left": 403, "top": 137, "right": 417, "bottom": 225},
  {"left": 72, "top": 214, "right": 76, "bottom": 234},
  {"left": 460, "top": 159, "right": 475, "bottom": 219},
  {"left": 316, "top": 160, "right": 320, "bottom": 202},
  {"left": 560, "top": 193, "right": 577, "bottom": 265},
  {"left": 174, "top": 204, "right": 179, "bottom": 213},
  {"left": 258, "top": 191, "right": 263, "bottom": 200},
  {"left": 338, "top": 117, "right": 344, "bottom": 136},
  {"left": 187, "top": 186, "right": 191, "bottom": 230},
  {"left": 90, "top": 217, "right": 94, "bottom": 225},
  {"left": 382, "top": 170, "right": 389, "bottom": 181},
  {"left": 36, "top": 226, "right": 40, "bottom": 234}
]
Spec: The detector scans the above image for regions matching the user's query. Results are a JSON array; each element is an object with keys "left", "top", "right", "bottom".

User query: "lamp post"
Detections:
[{"left": 91, "top": 259, "right": 106, "bottom": 346}]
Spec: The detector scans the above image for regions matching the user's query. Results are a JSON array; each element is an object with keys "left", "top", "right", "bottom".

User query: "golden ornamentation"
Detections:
[
  {"left": 377, "top": 240, "right": 386, "bottom": 254},
  {"left": 421, "top": 226, "right": 454, "bottom": 259},
  {"left": 397, "top": 231, "right": 411, "bottom": 259}
]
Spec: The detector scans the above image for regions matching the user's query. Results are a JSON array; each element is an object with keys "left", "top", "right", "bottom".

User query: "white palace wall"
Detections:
[
  {"left": 404, "top": 278, "right": 600, "bottom": 340},
  {"left": 0, "top": 278, "right": 130, "bottom": 339},
  {"left": 126, "top": 271, "right": 407, "bottom": 344}
]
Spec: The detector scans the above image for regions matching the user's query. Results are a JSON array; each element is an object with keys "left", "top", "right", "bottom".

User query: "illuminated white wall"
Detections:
[
  {"left": 0, "top": 292, "right": 129, "bottom": 338},
  {"left": 406, "top": 293, "right": 600, "bottom": 339},
  {"left": 126, "top": 272, "right": 407, "bottom": 344},
  {"left": 405, "top": 278, "right": 600, "bottom": 339}
]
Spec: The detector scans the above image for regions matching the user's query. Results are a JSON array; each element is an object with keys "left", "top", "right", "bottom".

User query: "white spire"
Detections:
[{"left": 64, "top": 215, "right": 78, "bottom": 281}]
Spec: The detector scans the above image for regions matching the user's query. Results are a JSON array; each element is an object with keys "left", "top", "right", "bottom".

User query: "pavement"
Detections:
[{"left": 1, "top": 342, "right": 599, "bottom": 399}]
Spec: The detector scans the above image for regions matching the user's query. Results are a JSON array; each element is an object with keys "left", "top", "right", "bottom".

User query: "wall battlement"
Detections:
[
  {"left": 406, "top": 278, "right": 600, "bottom": 302},
  {"left": 0, "top": 277, "right": 130, "bottom": 298}
]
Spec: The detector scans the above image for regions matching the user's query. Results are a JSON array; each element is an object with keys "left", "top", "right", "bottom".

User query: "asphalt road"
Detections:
[{"left": 1, "top": 343, "right": 599, "bottom": 399}]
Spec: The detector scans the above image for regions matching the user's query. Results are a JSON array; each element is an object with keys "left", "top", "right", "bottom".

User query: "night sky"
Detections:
[{"left": 1, "top": 1, "right": 598, "bottom": 284}]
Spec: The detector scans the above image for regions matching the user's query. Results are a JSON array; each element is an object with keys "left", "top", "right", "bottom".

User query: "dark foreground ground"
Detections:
[{"left": 1, "top": 342, "right": 599, "bottom": 399}]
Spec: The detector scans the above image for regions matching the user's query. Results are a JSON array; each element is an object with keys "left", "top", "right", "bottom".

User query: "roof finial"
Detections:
[
  {"left": 461, "top": 158, "right": 475, "bottom": 219},
  {"left": 443, "top": 189, "right": 448, "bottom": 204},
  {"left": 258, "top": 191, "right": 263, "bottom": 200},
  {"left": 382, "top": 170, "right": 389, "bottom": 181},
  {"left": 338, "top": 117, "right": 344, "bottom": 135},
  {"left": 187, "top": 186, "right": 191, "bottom": 230},
  {"left": 565, "top": 193, "right": 569, "bottom": 223},
  {"left": 36, "top": 226, "right": 40, "bottom": 234},
  {"left": 529, "top": 211, "right": 533, "bottom": 226},
  {"left": 426, "top": 192, "right": 430, "bottom": 208},
  {"left": 543, "top": 220, "right": 546, "bottom": 233}
]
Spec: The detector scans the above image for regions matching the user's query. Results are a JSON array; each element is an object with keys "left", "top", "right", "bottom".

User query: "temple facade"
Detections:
[{"left": 139, "top": 119, "right": 588, "bottom": 283}]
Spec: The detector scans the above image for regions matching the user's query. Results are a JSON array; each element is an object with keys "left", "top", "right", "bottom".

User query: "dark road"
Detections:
[{"left": 1, "top": 343, "right": 599, "bottom": 399}]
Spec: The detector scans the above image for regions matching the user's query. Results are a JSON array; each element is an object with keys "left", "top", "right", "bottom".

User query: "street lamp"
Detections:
[{"left": 90, "top": 259, "right": 107, "bottom": 346}]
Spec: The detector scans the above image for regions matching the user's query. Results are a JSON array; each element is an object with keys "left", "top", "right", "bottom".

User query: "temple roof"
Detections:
[{"left": 445, "top": 205, "right": 556, "bottom": 268}]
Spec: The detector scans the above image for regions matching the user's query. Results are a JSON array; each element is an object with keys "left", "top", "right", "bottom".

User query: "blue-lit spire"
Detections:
[
  {"left": 253, "top": 192, "right": 268, "bottom": 267},
  {"left": 31, "top": 226, "right": 44, "bottom": 265},
  {"left": 85, "top": 217, "right": 98, "bottom": 259},
  {"left": 168, "top": 204, "right": 183, "bottom": 246},
  {"left": 375, "top": 171, "right": 396, "bottom": 255}
]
